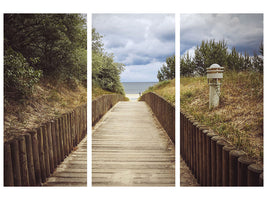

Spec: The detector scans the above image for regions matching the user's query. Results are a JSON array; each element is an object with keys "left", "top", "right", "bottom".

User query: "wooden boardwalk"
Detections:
[
  {"left": 92, "top": 101, "right": 175, "bottom": 186},
  {"left": 43, "top": 136, "right": 87, "bottom": 186}
]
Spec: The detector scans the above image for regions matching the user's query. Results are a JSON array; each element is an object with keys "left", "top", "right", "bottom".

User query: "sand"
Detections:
[{"left": 125, "top": 94, "right": 140, "bottom": 101}]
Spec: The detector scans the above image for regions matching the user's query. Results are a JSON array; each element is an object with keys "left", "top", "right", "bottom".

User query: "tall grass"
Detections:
[
  {"left": 181, "top": 71, "right": 263, "bottom": 161},
  {"left": 143, "top": 79, "right": 175, "bottom": 106}
]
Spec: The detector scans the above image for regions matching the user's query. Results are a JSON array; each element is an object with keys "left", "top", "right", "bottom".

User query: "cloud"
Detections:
[
  {"left": 180, "top": 14, "right": 263, "bottom": 56},
  {"left": 92, "top": 14, "right": 175, "bottom": 81},
  {"left": 120, "top": 62, "right": 165, "bottom": 82},
  {"left": 181, "top": 46, "right": 196, "bottom": 58}
]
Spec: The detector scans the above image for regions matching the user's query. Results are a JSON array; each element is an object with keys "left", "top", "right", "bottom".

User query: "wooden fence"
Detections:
[
  {"left": 140, "top": 92, "right": 175, "bottom": 144},
  {"left": 4, "top": 104, "right": 87, "bottom": 186},
  {"left": 92, "top": 94, "right": 125, "bottom": 126},
  {"left": 180, "top": 111, "right": 263, "bottom": 186}
]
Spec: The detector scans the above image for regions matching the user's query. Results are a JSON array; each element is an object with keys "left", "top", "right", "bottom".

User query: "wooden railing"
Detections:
[
  {"left": 92, "top": 94, "right": 125, "bottom": 126},
  {"left": 140, "top": 92, "right": 175, "bottom": 144},
  {"left": 4, "top": 104, "right": 87, "bottom": 186},
  {"left": 180, "top": 111, "right": 263, "bottom": 186}
]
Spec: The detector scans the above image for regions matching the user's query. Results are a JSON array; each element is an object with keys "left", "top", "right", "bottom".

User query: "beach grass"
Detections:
[
  {"left": 180, "top": 71, "right": 263, "bottom": 161},
  {"left": 142, "top": 79, "right": 175, "bottom": 106}
]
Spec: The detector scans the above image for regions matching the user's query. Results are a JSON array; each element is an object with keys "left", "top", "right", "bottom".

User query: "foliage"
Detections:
[
  {"left": 195, "top": 40, "right": 228, "bottom": 75},
  {"left": 157, "top": 55, "right": 175, "bottom": 81},
  {"left": 142, "top": 79, "right": 175, "bottom": 105},
  {"left": 92, "top": 85, "right": 114, "bottom": 100},
  {"left": 4, "top": 48, "right": 42, "bottom": 97},
  {"left": 92, "top": 28, "right": 104, "bottom": 53},
  {"left": 252, "top": 42, "right": 263, "bottom": 73},
  {"left": 180, "top": 39, "right": 264, "bottom": 76},
  {"left": 180, "top": 52, "right": 194, "bottom": 77},
  {"left": 4, "top": 14, "right": 87, "bottom": 92},
  {"left": 92, "top": 28, "right": 125, "bottom": 94}
]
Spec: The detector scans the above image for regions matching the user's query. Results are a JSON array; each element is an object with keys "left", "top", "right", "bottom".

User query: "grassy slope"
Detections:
[
  {"left": 92, "top": 85, "right": 129, "bottom": 101},
  {"left": 142, "top": 79, "right": 175, "bottom": 106},
  {"left": 92, "top": 85, "right": 114, "bottom": 100},
  {"left": 181, "top": 71, "right": 263, "bottom": 161},
  {"left": 4, "top": 81, "right": 87, "bottom": 141}
]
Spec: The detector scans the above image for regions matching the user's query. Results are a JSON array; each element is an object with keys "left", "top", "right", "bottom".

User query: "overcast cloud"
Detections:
[
  {"left": 180, "top": 14, "right": 263, "bottom": 57},
  {"left": 92, "top": 14, "right": 175, "bottom": 82}
]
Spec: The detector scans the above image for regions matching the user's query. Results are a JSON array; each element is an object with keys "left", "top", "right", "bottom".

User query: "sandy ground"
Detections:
[
  {"left": 125, "top": 94, "right": 141, "bottom": 101},
  {"left": 180, "top": 156, "right": 199, "bottom": 186}
]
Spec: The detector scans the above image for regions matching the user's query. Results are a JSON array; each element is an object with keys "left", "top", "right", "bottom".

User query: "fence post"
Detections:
[
  {"left": 51, "top": 120, "right": 58, "bottom": 168},
  {"left": 247, "top": 164, "right": 263, "bottom": 186},
  {"left": 47, "top": 122, "right": 54, "bottom": 173},
  {"left": 180, "top": 112, "right": 184, "bottom": 157},
  {"left": 4, "top": 142, "right": 14, "bottom": 186},
  {"left": 237, "top": 155, "right": 255, "bottom": 186},
  {"left": 10, "top": 139, "right": 21, "bottom": 186},
  {"left": 59, "top": 117, "right": 64, "bottom": 161},
  {"left": 205, "top": 131, "right": 217, "bottom": 186},
  {"left": 210, "top": 136, "right": 223, "bottom": 186},
  {"left": 29, "top": 130, "right": 41, "bottom": 185},
  {"left": 229, "top": 150, "right": 246, "bottom": 186},
  {"left": 216, "top": 139, "right": 229, "bottom": 186},
  {"left": 222, "top": 145, "right": 235, "bottom": 186},
  {"left": 24, "top": 133, "right": 36, "bottom": 186},
  {"left": 55, "top": 118, "right": 62, "bottom": 164},
  {"left": 18, "top": 136, "right": 30, "bottom": 186},
  {"left": 62, "top": 114, "right": 68, "bottom": 156},
  {"left": 37, "top": 127, "right": 46, "bottom": 183},
  {"left": 67, "top": 112, "right": 72, "bottom": 153},
  {"left": 202, "top": 129, "right": 209, "bottom": 186},
  {"left": 42, "top": 125, "right": 50, "bottom": 178},
  {"left": 191, "top": 121, "right": 197, "bottom": 176},
  {"left": 194, "top": 121, "right": 200, "bottom": 180},
  {"left": 70, "top": 111, "right": 75, "bottom": 149},
  {"left": 259, "top": 173, "right": 263, "bottom": 186},
  {"left": 198, "top": 125, "right": 208, "bottom": 185}
]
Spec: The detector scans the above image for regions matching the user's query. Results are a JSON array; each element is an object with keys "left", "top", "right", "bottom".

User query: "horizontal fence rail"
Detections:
[
  {"left": 140, "top": 92, "right": 175, "bottom": 144},
  {"left": 180, "top": 111, "right": 263, "bottom": 186},
  {"left": 4, "top": 104, "right": 87, "bottom": 186},
  {"left": 92, "top": 94, "right": 125, "bottom": 126}
]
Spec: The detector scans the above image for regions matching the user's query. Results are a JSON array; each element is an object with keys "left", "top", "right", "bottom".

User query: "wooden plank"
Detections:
[
  {"left": 92, "top": 101, "right": 175, "bottom": 186},
  {"left": 43, "top": 136, "right": 87, "bottom": 187}
]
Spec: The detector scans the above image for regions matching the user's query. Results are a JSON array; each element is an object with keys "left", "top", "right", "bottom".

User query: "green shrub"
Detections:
[{"left": 4, "top": 48, "right": 42, "bottom": 97}]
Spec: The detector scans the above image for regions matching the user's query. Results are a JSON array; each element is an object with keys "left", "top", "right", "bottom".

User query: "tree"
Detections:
[
  {"left": 92, "top": 28, "right": 104, "bottom": 53},
  {"left": 180, "top": 52, "right": 194, "bottom": 76},
  {"left": 92, "top": 28, "right": 125, "bottom": 94},
  {"left": 181, "top": 40, "right": 263, "bottom": 76},
  {"left": 193, "top": 40, "right": 228, "bottom": 75},
  {"left": 243, "top": 51, "right": 252, "bottom": 71},
  {"left": 157, "top": 55, "right": 175, "bottom": 81},
  {"left": 227, "top": 47, "right": 240, "bottom": 71},
  {"left": 253, "top": 42, "right": 264, "bottom": 72},
  {"left": 4, "top": 14, "right": 87, "bottom": 84}
]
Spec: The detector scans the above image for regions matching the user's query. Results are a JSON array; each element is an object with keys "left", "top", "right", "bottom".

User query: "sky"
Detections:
[
  {"left": 92, "top": 14, "right": 175, "bottom": 82},
  {"left": 180, "top": 14, "right": 263, "bottom": 57}
]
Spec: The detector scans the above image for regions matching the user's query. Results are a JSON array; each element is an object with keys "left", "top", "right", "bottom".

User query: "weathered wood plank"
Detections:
[
  {"left": 92, "top": 101, "right": 175, "bottom": 186},
  {"left": 43, "top": 136, "right": 87, "bottom": 187}
]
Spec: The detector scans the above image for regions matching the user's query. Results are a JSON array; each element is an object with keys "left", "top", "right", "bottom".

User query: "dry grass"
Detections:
[
  {"left": 180, "top": 71, "right": 263, "bottom": 162},
  {"left": 92, "top": 85, "right": 129, "bottom": 101},
  {"left": 92, "top": 86, "right": 114, "bottom": 100},
  {"left": 4, "top": 81, "right": 87, "bottom": 141},
  {"left": 143, "top": 79, "right": 175, "bottom": 106}
]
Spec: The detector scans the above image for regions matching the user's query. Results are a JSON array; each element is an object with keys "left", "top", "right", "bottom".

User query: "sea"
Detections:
[{"left": 122, "top": 82, "right": 157, "bottom": 94}]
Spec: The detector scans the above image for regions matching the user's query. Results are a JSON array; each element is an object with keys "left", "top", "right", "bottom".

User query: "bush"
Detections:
[{"left": 4, "top": 48, "right": 42, "bottom": 97}]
